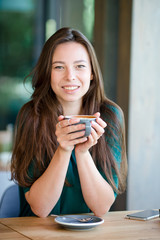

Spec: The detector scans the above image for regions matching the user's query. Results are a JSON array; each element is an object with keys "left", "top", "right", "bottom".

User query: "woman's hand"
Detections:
[
  {"left": 75, "top": 112, "right": 107, "bottom": 153},
  {"left": 55, "top": 115, "right": 88, "bottom": 152}
]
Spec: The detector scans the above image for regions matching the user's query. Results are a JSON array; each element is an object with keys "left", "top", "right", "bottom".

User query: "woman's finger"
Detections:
[
  {"left": 95, "top": 117, "right": 107, "bottom": 128},
  {"left": 57, "top": 118, "right": 81, "bottom": 129},
  {"left": 91, "top": 120, "right": 105, "bottom": 136}
]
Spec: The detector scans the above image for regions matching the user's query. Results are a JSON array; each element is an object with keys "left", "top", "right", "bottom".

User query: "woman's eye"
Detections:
[
  {"left": 76, "top": 65, "right": 86, "bottom": 69},
  {"left": 54, "top": 66, "right": 64, "bottom": 69}
]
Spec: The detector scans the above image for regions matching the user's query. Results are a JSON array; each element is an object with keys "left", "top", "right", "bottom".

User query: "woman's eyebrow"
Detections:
[
  {"left": 52, "top": 61, "right": 65, "bottom": 65},
  {"left": 52, "top": 60, "right": 87, "bottom": 65},
  {"left": 74, "top": 60, "right": 87, "bottom": 64}
]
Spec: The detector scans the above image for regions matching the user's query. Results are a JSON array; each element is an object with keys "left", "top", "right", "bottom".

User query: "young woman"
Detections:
[{"left": 11, "top": 27, "right": 127, "bottom": 218}]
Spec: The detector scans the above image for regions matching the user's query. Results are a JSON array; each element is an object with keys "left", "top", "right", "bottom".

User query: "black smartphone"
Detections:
[{"left": 126, "top": 209, "right": 159, "bottom": 221}]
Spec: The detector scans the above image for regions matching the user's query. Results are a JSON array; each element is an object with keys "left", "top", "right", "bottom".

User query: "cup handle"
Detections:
[{"left": 84, "top": 121, "right": 91, "bottom": 137}]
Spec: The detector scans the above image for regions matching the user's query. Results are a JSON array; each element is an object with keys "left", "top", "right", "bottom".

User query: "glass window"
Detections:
[
  {"left": 0, "top": 0, "right": 95, "bottom": 169},
  {"left": 0, "top": 0, "right": 36, "bottom": 168},
  {"left": 0, "top": 0, "right": 35, "bottom": 130}
]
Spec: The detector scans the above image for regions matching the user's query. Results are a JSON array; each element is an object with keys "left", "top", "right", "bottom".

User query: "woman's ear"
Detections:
[{"left": 90, "top": 73, "right": 93, "bottom": 80}]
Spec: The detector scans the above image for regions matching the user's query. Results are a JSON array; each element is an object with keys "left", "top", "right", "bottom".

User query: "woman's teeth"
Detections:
[{"left": 63, "top": 86, "right": 79, "bottom": 90}]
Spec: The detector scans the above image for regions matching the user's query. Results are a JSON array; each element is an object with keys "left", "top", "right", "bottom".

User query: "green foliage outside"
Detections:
[
  {"left": 0, "top": 11, "right": 34, "bottom": 77},
  {"left": 0, "top": 10, "right": 34, "bottom": 129}
]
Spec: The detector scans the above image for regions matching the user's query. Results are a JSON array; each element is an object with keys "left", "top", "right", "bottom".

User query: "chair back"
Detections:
[{"left": 0, "top": 184, "right": 20, "bottom": 218}]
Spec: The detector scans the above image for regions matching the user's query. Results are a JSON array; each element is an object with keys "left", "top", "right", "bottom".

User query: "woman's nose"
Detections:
[{"left": 65, "top": 67, "right": 75, "bottom": 80}]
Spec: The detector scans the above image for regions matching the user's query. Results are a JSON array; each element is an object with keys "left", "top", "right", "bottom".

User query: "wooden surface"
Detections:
[
  {"left": 0, "top": 211, "right": 160, "bottom": 240},
  {"left": 0, "top": 222, "right": 29, "bottom": 239}
]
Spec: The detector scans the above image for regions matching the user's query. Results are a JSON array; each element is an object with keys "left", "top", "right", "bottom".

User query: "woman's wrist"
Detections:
[
  {"left": 57, "top": 145, "right": 73, "bottom": 156},
  {"left": 74, "top": 148, "right": 90, "bottom": 158}
]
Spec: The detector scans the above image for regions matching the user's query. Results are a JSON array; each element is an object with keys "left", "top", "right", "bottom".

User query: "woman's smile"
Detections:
[{"left": 62, "top": 85, "right": 80, "bottom": 92}]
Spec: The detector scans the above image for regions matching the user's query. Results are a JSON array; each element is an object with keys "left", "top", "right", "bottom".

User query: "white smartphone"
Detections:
[{"left": 126, "top": 209, "right": 159, "bottom": 221}]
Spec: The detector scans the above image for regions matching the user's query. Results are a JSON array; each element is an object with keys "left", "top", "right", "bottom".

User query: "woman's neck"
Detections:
[{"left": 62, "top": 101, "right": 83, "bottom": 116}]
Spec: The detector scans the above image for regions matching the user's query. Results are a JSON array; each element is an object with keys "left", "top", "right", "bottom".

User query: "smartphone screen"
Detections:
[{"left": 126, "top": 209, "right": 159, "bottom": 221}]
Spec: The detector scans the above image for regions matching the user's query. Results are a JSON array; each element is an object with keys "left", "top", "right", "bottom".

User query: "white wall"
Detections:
[{"left": 127, "top": 0, "right": 160, "bottom": 210}]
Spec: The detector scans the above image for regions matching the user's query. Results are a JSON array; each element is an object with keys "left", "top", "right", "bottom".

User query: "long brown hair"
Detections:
[{"left": 11, "top": 27, "right": 127, "bottom": 194}]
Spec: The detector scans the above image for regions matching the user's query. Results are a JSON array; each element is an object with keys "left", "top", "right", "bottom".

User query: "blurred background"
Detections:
[{"left": 0, "top": 0, "right": 160, "bottom": 211}]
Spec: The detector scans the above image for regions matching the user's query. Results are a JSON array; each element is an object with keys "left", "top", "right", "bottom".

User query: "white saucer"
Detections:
[{"left": 55, "top": 215, "right": 104, "bottom": 230}]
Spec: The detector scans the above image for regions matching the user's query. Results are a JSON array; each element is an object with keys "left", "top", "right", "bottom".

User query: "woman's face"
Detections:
[{"left": 51, "top": 42, "right": 93, "bottom": 107}]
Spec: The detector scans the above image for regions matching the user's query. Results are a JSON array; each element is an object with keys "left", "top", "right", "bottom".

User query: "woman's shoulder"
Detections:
[
  {"left": 18, "top": 100, "right": 34, "bottom": 116},
  {"left": 16, "top": 100, "right": 34, "bottom": 126},
  {"left": 20, "top": 100, "right": 33, "bottom": 111},
  {"left": 101, "top": 100, "right": 124, "bottom": 123}
]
